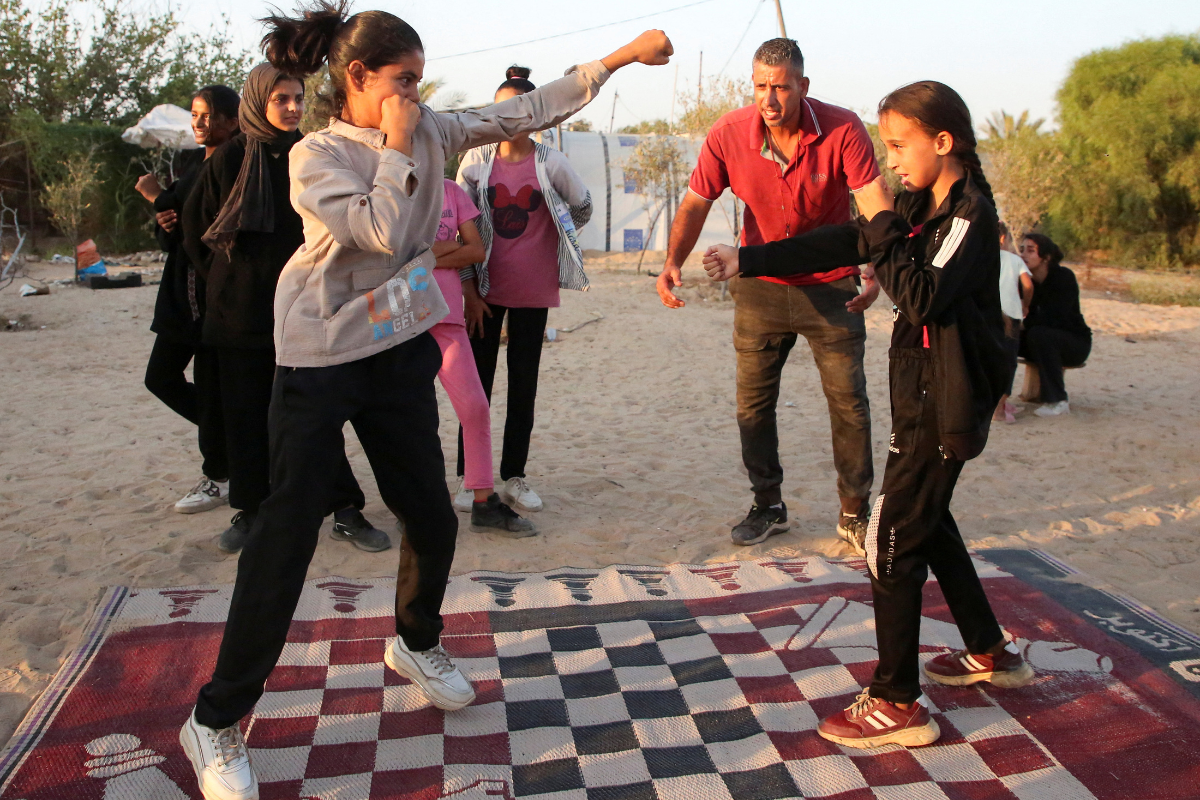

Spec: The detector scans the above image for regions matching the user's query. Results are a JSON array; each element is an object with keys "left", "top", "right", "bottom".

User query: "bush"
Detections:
[{"left": 1128, "top": 273, "right": 1200, "bottom": 306}]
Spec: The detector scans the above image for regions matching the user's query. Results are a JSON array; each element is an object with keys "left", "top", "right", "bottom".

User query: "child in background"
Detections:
[
  {"left": 430, "top": 178, "right": 534, "bottom": 536},
  {"left": 703, "top": 80, "right": 1034, "bottom": 750},
  {"left": 994, "top": 221, "right": 1033, "bottom": 424},
  {"left": 455, "top": 66, "right": 596, "bottom": 515}
]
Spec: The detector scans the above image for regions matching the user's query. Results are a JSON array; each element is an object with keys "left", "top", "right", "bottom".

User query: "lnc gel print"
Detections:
[
  {"left": 367, "top": 268, "right": 432, "bottom": 341},
  {"left": 488, "top": 183, "right": 543, "bottom": 238}
]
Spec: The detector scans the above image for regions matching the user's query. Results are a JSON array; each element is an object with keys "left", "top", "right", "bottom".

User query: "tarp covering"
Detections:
[
  {"left": 121, "top": 105, "right": 200, "bottom": 150},
  {"left": 557, "top": 131, "right": 742, "bottom": 253}
]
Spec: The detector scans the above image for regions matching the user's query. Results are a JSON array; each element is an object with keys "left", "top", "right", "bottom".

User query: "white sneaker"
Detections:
[
  {"left": 179, "top": 711, "right": 258, "bottom": 800},
  {"left": 452, "top": 477, "right": 474, "bottom": 513},
  {"left": 1035, "top": 400, "right": 1070, "bottom": 417},
  {"left": 175, "top": 477, "right": 230, "bottom": 514},
  {"left": 384, "top": 637, "right": 476, "bottom": 711},
  {"left": 501, "top": 476, "right": 543, "bottom": 512}
]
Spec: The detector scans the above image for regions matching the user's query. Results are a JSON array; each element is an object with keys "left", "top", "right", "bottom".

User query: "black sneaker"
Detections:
[
  {"left": 731, "top": 503, "right": 789, "bottom": 546},
  {"left": 331, "top": 509, "right": 393, "bottom": 552},
  {"left": 470, "top": 494, "right": 536, "bottom": 538},
  {"left": 836, "top": 512, "right": 868, "bottom": 556},
  {"left": 218, "top": 511, "right": 254, "bottom": 554}
]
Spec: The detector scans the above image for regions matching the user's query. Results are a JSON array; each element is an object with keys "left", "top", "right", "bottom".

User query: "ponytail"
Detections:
[
  {"left": 259, "top": 1, "right": 423, "bottom": 116},
  {"left": 496, "top": 65, "right": 536, "bottom": 96},
  {"left": 260, "top": 0, "right": 346, "bottom": 77},
  {"left": 878, "top": 80, "right": 994, "bottom": 206},
  {"left": 957, "top": 149, "right": 995, "bottom": 206}
]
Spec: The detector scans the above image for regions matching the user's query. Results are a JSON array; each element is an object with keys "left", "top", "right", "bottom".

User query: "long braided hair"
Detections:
[{"left": 878, "top": 81, "right": 994, "bottom": 206}]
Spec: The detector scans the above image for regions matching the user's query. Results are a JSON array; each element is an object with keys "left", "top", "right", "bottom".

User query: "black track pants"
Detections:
[
  {"left": 195, "top": 334, "right": 458, "bottom": 729},
  {"left": 458, "top": 304, "right": 548, "bottom": 481},
  {"left": 866, "top": 350, "right": 1004, "bottom": 704},
  {"left": 145, "top": 335, "right": 228, "bottom": 481}
]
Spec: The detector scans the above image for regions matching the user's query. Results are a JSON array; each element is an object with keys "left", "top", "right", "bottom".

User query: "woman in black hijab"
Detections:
[{"left": 183, "top": 63, "right": 389, "bottom": 554}]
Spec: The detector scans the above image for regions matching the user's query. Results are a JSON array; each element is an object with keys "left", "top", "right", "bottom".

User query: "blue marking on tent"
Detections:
[
  {"left": 623, "top": 172, "right": 637, "bottom": 194},
  {"left": 624, "top": 230, "right": 644, "bottom": 252},
  {"left": 618, "top": 136, "right": 638, "bottom": 147}
]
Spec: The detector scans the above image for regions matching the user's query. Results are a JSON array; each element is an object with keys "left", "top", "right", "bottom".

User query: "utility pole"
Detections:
[
  {"left": 773, "top": 0, "right": 788, "bottom": 38},
  {"left": 697, "top": 51, "right": 703, "bottom": 105},
  {"left": 608, "top": 90, "right": 618, "bottom": 134}
]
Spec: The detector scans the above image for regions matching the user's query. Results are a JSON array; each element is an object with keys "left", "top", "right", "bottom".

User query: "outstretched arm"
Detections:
[
  {"left": 437, "top": 31, "right": 673, "bottom": 154},
  {"left": 702, "top": 223, "right": 866, "bottom": 282}
]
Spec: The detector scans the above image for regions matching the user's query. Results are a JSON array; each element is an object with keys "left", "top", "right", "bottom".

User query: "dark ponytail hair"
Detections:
[
  {"left": 496, "top": 65, "right": 535, "bottom": 96},
  {"left": 260, "top": 0, "right": 424, "bottom": 115},
  {"left": 878, "top": 81, "right": 994, "bottom": 206},
  {"left": 1022, "top": 232, "right": 1062, "bottom": 268},
  {"left": 192, "top": 84, "right": 240, "bottom": 122}
]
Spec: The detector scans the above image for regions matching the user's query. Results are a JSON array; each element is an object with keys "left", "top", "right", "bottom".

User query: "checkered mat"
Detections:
[{"left": 3, "top": 550, "right": 1200, "bottom": 800}]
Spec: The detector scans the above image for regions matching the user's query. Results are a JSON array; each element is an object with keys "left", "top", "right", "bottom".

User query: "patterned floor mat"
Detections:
[{"left": 2, "top": 550, "right": 1199, "bottom": 799}]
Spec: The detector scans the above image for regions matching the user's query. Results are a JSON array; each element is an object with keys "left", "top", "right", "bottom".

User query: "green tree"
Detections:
[
  {"left": 623, "top": 135, "right": 688, "bottom": 272},
  {"left": 675, "top": 76, "right": 752, "bottom": 136},
  {"left": 1051, "top": 33, "right": 1200, "bottom": 267},
  {"left": 0, "top": 0, "right": 253, "bottom": 126},
  {"left": 618, "top": 119, "right": 671, "bottom": 135},
  {"left": 980, "top": 112, "right": 1067, "bottom": 237},
  {"left": 42, "top": 148, "right": 99, "bottom": 244},
  {"left": 980, "top": 109, "right": 1045, "bottom": 140}
]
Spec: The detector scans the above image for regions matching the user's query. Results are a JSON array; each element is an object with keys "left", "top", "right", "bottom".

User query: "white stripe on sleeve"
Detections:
[{"left": 932, "top": 217, "right": 971, "bottom": 269}]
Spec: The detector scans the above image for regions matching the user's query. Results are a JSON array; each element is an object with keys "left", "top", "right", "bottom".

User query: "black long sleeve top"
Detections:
[
  {"left": 181, "top": 132, "right": 304, "bottom": 350},
  {"left": 738, "top": 174, "right": 1010, "bottom": 461}
]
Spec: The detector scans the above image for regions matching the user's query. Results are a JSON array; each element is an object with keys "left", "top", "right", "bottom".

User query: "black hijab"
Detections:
[{"left": 202, "top": 63, "right": 302, "bottom": 254}]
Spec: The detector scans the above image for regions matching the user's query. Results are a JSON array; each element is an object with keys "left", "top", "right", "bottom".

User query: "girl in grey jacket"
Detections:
[{"left": 178, "top": 4, "right": 673, "bottom": 799}]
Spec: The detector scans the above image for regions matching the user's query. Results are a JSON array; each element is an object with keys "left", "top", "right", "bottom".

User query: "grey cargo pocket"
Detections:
[{"left": 351, "top": 268, "right": 393, "bottom": 291}]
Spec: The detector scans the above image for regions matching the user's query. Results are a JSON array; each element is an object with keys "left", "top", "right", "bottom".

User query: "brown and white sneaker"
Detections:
[
  {"left": 924, "top": 641, "right": 1034, "bottom": 688},
  {"left": 818, "top": 689, "right": 940, "bottom": 749}
]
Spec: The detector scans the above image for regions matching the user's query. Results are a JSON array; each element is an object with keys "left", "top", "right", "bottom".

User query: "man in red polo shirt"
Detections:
[{"left": 656, "top": 38, "right": 889, "bottom": 553}]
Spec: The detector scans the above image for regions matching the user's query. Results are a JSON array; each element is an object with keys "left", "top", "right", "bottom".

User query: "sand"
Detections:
[{"left": 1, "top": 252, "right": 1198, "bottom": 748}]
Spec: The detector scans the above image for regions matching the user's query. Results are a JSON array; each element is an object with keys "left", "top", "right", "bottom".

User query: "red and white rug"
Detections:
[{"left": 2, "top": 550, "right": 1199, "bottom": 799}]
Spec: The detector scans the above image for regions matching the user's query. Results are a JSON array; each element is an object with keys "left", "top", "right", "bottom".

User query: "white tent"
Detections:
[
  {"left": 555, "top": 130, "right": 742, "bottom": 253},
  {"left": 121, "top": 105, "right": 201, "bottom": 150}
]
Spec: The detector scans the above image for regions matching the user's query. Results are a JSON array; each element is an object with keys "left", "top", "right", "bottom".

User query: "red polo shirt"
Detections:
[{"left": 689, "top": 98, "right": 880, "bottom": 286}]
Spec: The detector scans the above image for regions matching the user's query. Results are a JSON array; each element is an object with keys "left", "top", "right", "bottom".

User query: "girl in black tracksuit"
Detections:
[
  {"left": 140, "top": 86, "right": 240, "bottom": 514},
  {"left": 705, "top": 81, "right": 1033, "bottom": 750}
]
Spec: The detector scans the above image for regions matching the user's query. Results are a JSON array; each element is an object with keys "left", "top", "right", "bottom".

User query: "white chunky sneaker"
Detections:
[
  {"left": 452, "top": 477, "right": 474, "bottom": 513},
  {"left": 175, "top": 477, "right": 230, "bottom": 514},
  {"left": 384, "top": 637, "right": 476, "bottom": 711},
  {"left": 1035, "top": 400, "right": 1070, "bottom": 417},
  {"left": 179, "top": 711, "right": 259, "bottom": 800},
  {"left": 501, "top": 476, "right": 543, "bottom": 512}
]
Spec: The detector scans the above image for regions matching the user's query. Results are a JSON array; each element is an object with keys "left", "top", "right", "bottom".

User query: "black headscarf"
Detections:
[{"left": 202, "top": 63, "right": 302, "bottom": 255}]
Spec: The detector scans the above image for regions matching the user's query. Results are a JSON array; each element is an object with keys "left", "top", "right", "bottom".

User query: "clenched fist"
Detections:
[
  {"left": 702, "top": 244, "right": 740, "bottom": 282},
  {"left": 381, "top": 94, "right": 422, "bottom": 156},
  {"left": 602, "top": 30, "right": 674, "bottom": 72}
]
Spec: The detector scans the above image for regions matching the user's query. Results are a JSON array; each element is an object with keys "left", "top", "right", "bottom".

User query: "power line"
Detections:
[
  {"left": 426, "top": 0, "right": 722, "bottom": 61},
  {"left": 718, "top": 0, "right": 766, "bottom": 77}
]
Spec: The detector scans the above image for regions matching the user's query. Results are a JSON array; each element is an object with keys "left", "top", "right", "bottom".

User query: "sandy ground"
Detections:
[{"left": 1, "top": 252, "right": 1198, "bottom": 749}]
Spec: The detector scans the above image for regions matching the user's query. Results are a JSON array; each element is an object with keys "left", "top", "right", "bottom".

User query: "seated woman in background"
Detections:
[{"left": 1019, "top": 233, "right": 1091, "bottom": 417}]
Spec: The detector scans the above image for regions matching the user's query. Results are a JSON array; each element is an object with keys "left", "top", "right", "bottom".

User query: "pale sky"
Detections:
[{"left": 152, "top": 0, "right": 1200, "bottom": 132}]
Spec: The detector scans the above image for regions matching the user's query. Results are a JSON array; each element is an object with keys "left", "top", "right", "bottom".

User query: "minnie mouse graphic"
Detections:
[{"left": 488, "top": 182, "right": 544, "bottom": 239}]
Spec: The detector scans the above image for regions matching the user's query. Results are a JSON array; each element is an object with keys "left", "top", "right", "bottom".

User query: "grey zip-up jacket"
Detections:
[
  {"left": 274, "top": 60, "right": 611, "bottom": 367},
  {"left": 456, "top": 141, "right": 593, "bottom": 297}
]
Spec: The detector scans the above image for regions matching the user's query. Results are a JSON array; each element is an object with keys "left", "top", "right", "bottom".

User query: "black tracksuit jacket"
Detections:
[
  {"left": 738, "top": 173, "right": 1010, "bottom": 461},
  {"left": 150, "top": 149, "right": 206, "bottom": 344}
]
